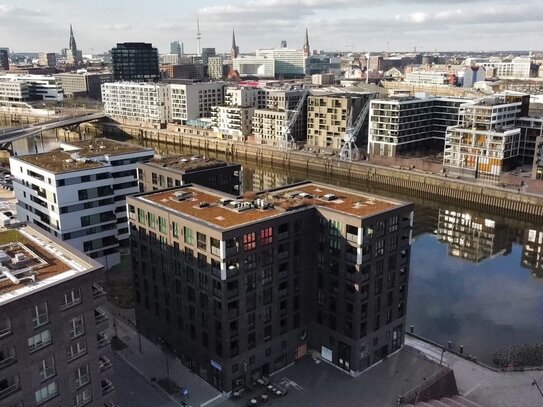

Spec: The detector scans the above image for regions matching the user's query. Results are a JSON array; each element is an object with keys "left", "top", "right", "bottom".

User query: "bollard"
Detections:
[
  {"left": 460, "top": 345, "right": 464, "bottom": 354},
  {"left": 410, "top": 325, "right": 414, "bottom": 334},
  {"left": 448, "top": 341, "right": 452, "bottom": 350}
]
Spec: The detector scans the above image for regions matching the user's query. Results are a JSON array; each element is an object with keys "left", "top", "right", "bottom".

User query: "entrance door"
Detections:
[{"left": 337, "top": 341, "right": 351, "bottom": 371}]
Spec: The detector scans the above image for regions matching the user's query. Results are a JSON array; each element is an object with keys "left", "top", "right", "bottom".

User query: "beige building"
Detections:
[
  {"left": 170, "top": 82, "right": 225, "bottom": 123},
  {"left": 211, "top": 105, "right": 255, "bottom": 140},
  {"left": 208, "top": 56, "right": 224, "bottom": 80}
]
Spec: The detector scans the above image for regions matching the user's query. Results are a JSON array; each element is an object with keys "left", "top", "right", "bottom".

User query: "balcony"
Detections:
[
  {"left": 94, "top": 308, "right": 109, "bottom": 325},
  {"left": 99, "top": 356, "right": 112, "bottom": 372},
  {"left": 97, "top": 333, "right": 110, "bottom": 348},
  {"left": 0, "top": 381, "right": 20, "bottom": 400},
  {"left": 0, "top": 325, "right": 12, "bottom": 339},
  {"left": 104, "top": 401, "right": 120, "bottom": 407},
  {"left": 101, "top": 379, "right": 115, "bottom": 396},
  {"left": 0, "top": 354, "right": 16, "bottom": 370},
  {"left": 92, "top": 283, "right": 106, "bottom": 299}
]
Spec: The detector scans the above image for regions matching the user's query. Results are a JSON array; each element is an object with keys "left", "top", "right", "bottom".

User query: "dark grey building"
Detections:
[
  {"left": 127, "top": 181, "right": 413, "bottom": 393},
  {"left": 111, "top": 42, "right": 160, "bottom": 82},
  {"left": 0, "top": 49, "right": 9, "bottom": 71},
  {"left": 137, "top": 156, "right": 241, "bottom": 195},
  {"left": 0, "top": 224, "right": 117, "bottom": 407}
]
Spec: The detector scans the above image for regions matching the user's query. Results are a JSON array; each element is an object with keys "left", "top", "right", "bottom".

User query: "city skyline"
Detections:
[{"left": 1, "top": 0, "right": 543, "bottom": 54}]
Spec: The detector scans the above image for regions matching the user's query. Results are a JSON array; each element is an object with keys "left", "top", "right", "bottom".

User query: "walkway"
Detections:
[{"left": 406, "top": 335, "right": 543, "bottom": 407}]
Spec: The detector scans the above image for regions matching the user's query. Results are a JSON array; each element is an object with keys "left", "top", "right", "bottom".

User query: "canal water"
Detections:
[{"left": 10, "top": 133, "right": 543, "bottom": 365}]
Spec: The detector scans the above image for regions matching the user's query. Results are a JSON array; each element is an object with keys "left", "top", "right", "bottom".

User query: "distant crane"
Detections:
[
  {"left": 280, "top": 89, "right": 309, "bottom": 150},
  {"left": 339, "top": 97, "right": 373, "bottom": 162}
]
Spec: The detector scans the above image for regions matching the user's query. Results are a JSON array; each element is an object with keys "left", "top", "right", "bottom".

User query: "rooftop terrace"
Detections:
[
  {"left": 18, "top": 150, "right": 105, "bottom": 174},
  {"left": 139, "top": 182, "right": 404, "bottom": 229},
  {"left": 0, "top": 226, "right": 99, "bottom": 305},
  {"left": 146, "top": 156, "right": 232, "bottom": 173},
  {"left": 63, "top": 137, "right": 152, "bottom": 157}
]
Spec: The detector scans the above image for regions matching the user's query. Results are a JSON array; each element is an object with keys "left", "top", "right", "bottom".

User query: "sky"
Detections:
[{"left": 1, "top": 0, "right": 542, "bottom": 54}]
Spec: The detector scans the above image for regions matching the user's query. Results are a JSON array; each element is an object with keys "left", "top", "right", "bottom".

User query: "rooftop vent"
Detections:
[
  {"left": 323, "top": 194, "right": 337, "bottom": 201},
  {"left": 198, "top": 201, "right": 210, "bottom": 208},
  {"left": 173, "top": 191, "right": 192, "bottom": 201},
  {"left": 219, "top": 198, "right": 233, "bottom": 206},
  {"left": 299, "top": 192, "right": 313, "bottom": 199}
]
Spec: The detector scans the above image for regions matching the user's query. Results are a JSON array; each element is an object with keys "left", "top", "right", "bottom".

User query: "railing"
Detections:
[
  {"left": 97, "top": 335, "right": 110, "bottom": 348},
  {"left": 99, "top": 356, "right": 112, "bottom": 371},
  {"left": 0, "top": 325, "right": 12, "bottom": 338},
  {"left": 92, "top": 283, "right": 106, "bottom": 299},
  {"left": 0, "top": 354, "right": 16, "bottom": 370},
  {"left": 94, "top": 308, "right": 109, "bottom": 324},
  {"left": 0, "top": 382, "right": 20, "bottom": 399},
  {"left": 101, "top": 380, "right": 115, "bottom": 395}
]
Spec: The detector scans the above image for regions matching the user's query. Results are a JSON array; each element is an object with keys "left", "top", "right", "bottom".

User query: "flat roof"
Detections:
[
  {"left": 0, "top": 226, "right": 100, "bottom": 306},
  {"left": 145, "top": 156, "right": 236, "bottom": 173},
  {"left": 63, "top": 138, "right": 153, "bottom": 157},
  {"left": 137, "top": 182, "right": 407, "bottom": 230},
  {"left": 17, "top": 150, "right": 105, "bottom": 174}
]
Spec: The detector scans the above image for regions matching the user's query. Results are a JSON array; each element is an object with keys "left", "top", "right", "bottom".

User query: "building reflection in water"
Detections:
[
  {"left": 521, "top": 229, "right": 543, "bottom": 279},
  {"left": 244, "top": 166, "right": 292, "bottom": 192},
  {"left": 436, "top": 209, "right": 512, "bottom": 263}
]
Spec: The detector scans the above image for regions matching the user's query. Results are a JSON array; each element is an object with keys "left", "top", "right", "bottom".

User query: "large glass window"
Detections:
[
  {"left": 243, "top": 233, "right": 256, "bottom": 251},
  {"left": 35, "top": 381, "right": 58, "bottom": 404}
]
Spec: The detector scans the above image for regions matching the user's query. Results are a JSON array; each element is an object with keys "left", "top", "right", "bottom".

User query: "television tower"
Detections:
[{"left": 196, "top": 17, "right": 202, "bottom": 56}]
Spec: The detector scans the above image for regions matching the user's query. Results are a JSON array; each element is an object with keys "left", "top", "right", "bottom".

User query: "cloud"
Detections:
[
  {"left": 101, "top": 23, "right": 132, "bottom": 31},
  {"left": 0, "top": 4, "right": 44, "bottom": 18}
]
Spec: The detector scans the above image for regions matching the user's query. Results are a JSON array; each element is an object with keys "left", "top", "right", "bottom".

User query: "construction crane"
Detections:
[
  {"left": 339, "top": 98, "right": 372, "bottom": 162},
  {"left": 280, "top": 89, "right": 309, "bottom": 150}
]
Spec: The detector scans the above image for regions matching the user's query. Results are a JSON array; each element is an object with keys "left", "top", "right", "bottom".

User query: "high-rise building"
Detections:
[
  {"left": 208, "top": 56, "right": 224, "bottom": 80},
  {"left": 10, "top": 139, "right": 154, "bottom": 268},
  {"left": 102, "top": 82, "right": 172, "bottom": 125},
  {"left": 230, "top": 29, "right": 239, "bottom": 61},
  {"left": 66, "top": 24, "right": 82, "bottom": 65},
  {"left": 201, "top": 48, "right": 216, "bottom": 65},
  {"left": 111, "top": 42, "right": 160, "bottom": 82},
  {"left": 280, "top": 40, "right": 287, "bottom": 49},
  {"left": 127, "top": 181, "right": 413, "bottom": 392},
  {"left": 0, "top": 224, "right": 118, "bottom": 407},
  {"left": 0, "top": 49, "right": 9, "bottom": 70},
  {"left": 38, "top": 52, "right": 57, "bottom": 68},
  {"left": 303, "top": 27, "right": 311, "bottom": 58},
  {"left": 159, "top": 63, "right": 205, "bottom": 80},
  {"left": 170, "top": 40, "right": 183, "bottom": 55}
]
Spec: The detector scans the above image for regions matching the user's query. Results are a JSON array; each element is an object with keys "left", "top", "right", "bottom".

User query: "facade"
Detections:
[
  {"left": 111, "top": 42, "right": 160, "bottom": 82},
  {"left": 0, "top": 49, "right": 8, "bottom": 71},
  {"left": 0, "top": 224, "right": 116, "bottom": 407},
  {"left": 225, "top": 87, "right": 266, "bottom": 109},
  {"left": 127, "top": 181, "right": 413, "bottom": 393},
  {"left": 170, "top": 82, "right": 225, "bottom": 123},
  {"left": 10, "top": 138, "right": 154, "bottom": 268},
  {"left": 201, "top": 48, "right": 216, "bottom": 65},
  {"left": 211, "top": 106, "right": 255, "bottom": 140},
  {"left": 161, "top": 54, "right": 181, "bottom": 65},
  {"left": 404, "top": 71, "right": 450, "bottom": 85},
  {"left": 533, "top": 136, "right": 543, "bottom": 180},
  {"left": 516, "top": 117, "right": 543, "bottom": 169},
  {"left": 102, "top": 82, "right": 171, "bottom": 126},
  {"left": 0, "top": 74, "right": 63, "bottom": 102},
  {"left": 0, "top": 78, "right": 29, "bottom": 102},
  {"left": 462, "top": 66, "right": 486, "bottom": 88},
  {"left": 233, "top": 55, "right": 275, "bottom": 78},
  {"left": 468, "top": 57, "right": 532, "bottom": 79},
  {"left": 368, "top": 96, "right": 467, "bottom": 157},
  {"left": 160, "top": 63, "right": 205, "bottom": 80},
  {"left": 307, "top": 93, "right": 372, "bottom": 151},
  {"left": 55, "top": 72, "right": 113, "bottom": 100},
  {"left": 443, "top": 95, "right": 524, "bottom": 179},
  {"left": 137, "top": 156, "right": 241, "bottom": 195},
  {"left": 257, "top": 49, "right": 306, "bottom": 78},
  {"left": 38, "top": 52, "right": 57, "bottom": 68},
  {"left": 208, "top": 57, "right": 224, "bottom": 80},
  {"left": 307, "top": 55, "right": 341, "bottom": 76},
  {"left": 170, "top": 41, "right": 183, "bottom": 55}
]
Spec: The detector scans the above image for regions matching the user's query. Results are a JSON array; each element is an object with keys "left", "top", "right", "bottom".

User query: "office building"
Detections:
[
  {"left": 0, "top": 49, "right": 8, "bottom": 71},
  {"left": 10, "top": 138, "right": 154, "bottom": 268},
  {"left": 102, "top": 82, "right": 171, "bottom": 126},
  {"left": 307, "top": 93, "right": 373, "bottom": 152},
  {"left": 160, "top": 63, "right": 205, "bottom": 81},
  {"left": 55, "top": 72, "right": 113, "bottom": 100},
  {"left": 170, "top": 82, "right": 224, "bottom": 123},
  {"left": 466, "top": 56, "right": 532, "bottom": 79},
  {"left": 0, "top": 78, "right": 29, "bottom": 102},
  {"left": 233, "top": 55, "right": 275, "bottom": 78},
  {"left": 127, "top": 181, "right": 413, "bottom": 392},
  {"left": 211, "top": 106, "right": 255, "bottom": 140},
  {"left": 137, "top": 156, "right": 241, "bottom": 195},
  {"left": 443, "top": 95, "right": 524, "bottom": 179},
  {"left": 0, "top": 224, "right": 117, "bottom": 407},
  {"left": 66, "top": 25, "right": 82, "bottom": 65},
  {"left": 368, "top": 96, "right": 466, "bottom": 157},
  {"left": 201, "top": 48, "right": 216, "bottom": 65},
  {"left": 257, "top": 49, "right": 306, "bottom": 78},
  {"left": 38, "top": 52, "right": 57, "bottom": 68},
  {"left": 111, "top": 42, "right": 160, "bottom": 82},
  {"left": 462, "top": 66, "right": 486, "bottom": 88},
  {"left": 170, "top": 41, "right": 183, "bottom": 55},
  {"left": 208, "top": 57, "right": 224, "bottom": 80},
  {"left": 307, "top": 54, "right": 341, "bottom": 76},
  {"left": 161, "top": 54, "right": 182, "bottom": 65},
  {"left": 404, "top": 71, "right": 451, "bottom": 86},
  {"left": 0, "top": 74, "right": 63, "bottom": 102}
]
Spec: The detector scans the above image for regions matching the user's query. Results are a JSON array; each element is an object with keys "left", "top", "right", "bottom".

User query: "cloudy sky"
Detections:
[{"left": 1, "top": 0, "right": 541, "bottom": 54}]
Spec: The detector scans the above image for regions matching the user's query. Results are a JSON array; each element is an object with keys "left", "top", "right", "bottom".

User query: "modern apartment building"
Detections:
[
  {"left": 0, "top": 49, "right": 8, "bottom": 71},
  {"left": 0, "top": 74, "right": 63, "bottom": 102},
  {"left": 211, "top": 106, "right": 255, "bottom": 140},
  {"left": 443, "top": 95, "right": 524, "bottom": 178},
  {"left": 0, "top": 78, "right": 29, "bottom": 102},
  {"left": 307, "top": 93, "right": 373, "bottom": 152},
  {"left": 170, "top": 82, "right": 225, "bottom": 123},
  {"left": 368, "top": 96, "right": 467, "bottom": 157},
  {"left": 160, "top": 63, "right": 205, "bottom": 81},
  {"left": 225, "top": 87, "right": 266, "bottom": 109},
  {"left": 137, "top": 156, "right": 241, "bottom": 195},
  {"left": 10, "top": 138, "right": 154, "bottom": 268},
  {"left": 0, "top": 224, "right": 116, "bottom": 407},
  {"left": 208, "top": 57, "right": 224, "bottom": 80},
  {"left": 55, "top": 72, "right": 113, "bottom": 100},
  {"left": 102, "top": 82, "right": 171, "bottom": 126},
  {"left": 466, "top": 56, "right": 532, "bottom": 79},
  {"left": 127, "top": 181, "right": 413, "bottom": 393},
  {"left": 111, "top": 42, "right": 160, "bottom": 82}
]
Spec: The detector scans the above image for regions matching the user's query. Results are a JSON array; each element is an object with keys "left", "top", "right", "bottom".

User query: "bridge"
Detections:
[{"left": 0, "top": 111, "right": 106, "bottom": 152}]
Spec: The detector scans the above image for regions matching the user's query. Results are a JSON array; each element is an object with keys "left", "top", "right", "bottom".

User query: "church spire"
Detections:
[
  {"left": 303, "top": 26, "right": 311, "bottom": 57},
  {"left": 230, "top": 28, "right": 239, "bottom": 59},
  {"left": 69, "top": 24, "right": 77, "bottom": 51}
]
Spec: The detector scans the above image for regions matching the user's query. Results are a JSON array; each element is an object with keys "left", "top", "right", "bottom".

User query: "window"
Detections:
[
  {"left": 35, "top": 381, "right": 58, "bottom": 404},
  {"left": 70, "top": 315, "right": 85, "bottom": 339},
  {"left": 39, "top": 356, "right": 55, "bottom": 381},
  {"left": 243, "top": 232, "right": 256, "bottom": 251},
  {"left": 389, "top": 216, "right": 399, "bottom": 232},
  {"left": 62, "top": 289, "right": 82, "bottom": 310},
  {"left": 158, "top": 216, "right": 167, "bottom": 233},
  {"left": 329, "top": 220, "right": 341, "bottom": 237},
  {"left": 75, "top": 388, "right": 92, "bottom": 406},
  {"left": 184, "top": 227, "right": 193, "bottom": 244},
  {"left": 28, "top": 329, "right": 52, "bottom": 352},
  {"left": 210, "top": 237, "right": 221, "bottom": 256},
  {"left": 147, "top": 212, "right": 156, "bottom": 229},
  {"left": 138, "top": 208, "right": 145, "bottom": 223},
  {"left": 172, "top": 222, "right": 179, "bottom": 238},
  {"left": 32, "top": 302, "right": 49, "bottom": 328},
  {"left": 260, "top": 227, "right": 273, "bottom": 245},
  {"left": 75, "top": 364, "right": 90, "bottom": 388},
  {"left": 67, "top": 340, "right": 87, "bottom": 361},
  {"left": 197, "top": 232, "right": 207, "bottom": 250}
]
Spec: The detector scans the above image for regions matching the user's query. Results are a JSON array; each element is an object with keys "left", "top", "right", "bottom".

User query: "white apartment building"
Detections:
[
  {"left": 404, "top": 71, "right": 450, "bottom": 85},
  {"left": 102, "top": 82, "right": 171, "bottom": 126},
  {"left": 10, "top": 138, "right": 154, "bottom": 268},
  {"left": 443, "top": 95, "right": 523, "bottom": 179},
  {"left": 0, "top": 78, "right": 29, "bottom": 102},
  {"left": 170, "top": 82, "right": 225, "bottom": 123},
  {"left": 211, "top": 105, "right": 255, "bottom": 140},
  {"left": 0, "top": 73, "right": 63, "bottom": 101},
  {"left": 465, "top": 56, "right": 532, "bottom": 79},
  {"left": 208, "top": 56, "right": 224, "bottom": 80},
  {"left": 233, "top": 55, "right": 275, "bottom": 78},
  {"left": 161, "top": 53, "right": 181, "bottom": 65},
  {"left": 368, "top": 96, "right": 468, "bottom": 157},
  {"left": 252, "top": 109, "right": 290, "bottom": 145},
  {"left": 225, "top": 86, "right": 266, "bottom": 108}
]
